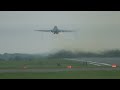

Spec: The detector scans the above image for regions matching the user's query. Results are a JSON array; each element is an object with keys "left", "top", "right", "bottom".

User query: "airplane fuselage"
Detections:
[{"left": 51, "top": 26, "right": 60, "bottom": 34}]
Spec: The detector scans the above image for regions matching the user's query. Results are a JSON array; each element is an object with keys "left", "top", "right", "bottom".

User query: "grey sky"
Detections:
[{"left": 0, "top": 11, "right": 120, "bottom": 54}]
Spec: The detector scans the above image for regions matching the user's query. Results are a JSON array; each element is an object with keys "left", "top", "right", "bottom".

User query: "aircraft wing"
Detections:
[
  {"left": 34, "top": 30, "right": 51, "bottom": 32},
  {"left": 60, "top": 30, "right": 74, "bottom": 32}
]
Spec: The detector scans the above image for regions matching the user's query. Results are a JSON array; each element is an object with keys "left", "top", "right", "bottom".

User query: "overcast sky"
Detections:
[{"left": 0, "top": 11, "right": 120, "bottom": 54}]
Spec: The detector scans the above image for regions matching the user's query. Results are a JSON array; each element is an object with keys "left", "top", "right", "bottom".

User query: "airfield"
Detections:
[{"left": 0, "top": 57, "right": 120, "bottom": 79}]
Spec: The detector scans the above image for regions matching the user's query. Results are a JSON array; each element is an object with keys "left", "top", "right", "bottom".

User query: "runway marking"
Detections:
[{"left": 64, "top": 58, "right": 112, "bottom": 66}]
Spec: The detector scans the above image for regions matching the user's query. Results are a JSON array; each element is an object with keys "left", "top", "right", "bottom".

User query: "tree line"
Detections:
[
  {"left": 1, "top": 49, "right": 120, "bottom": 60},
  {"left": 48, "top": 49, "right": 120, "bottom": 58}
]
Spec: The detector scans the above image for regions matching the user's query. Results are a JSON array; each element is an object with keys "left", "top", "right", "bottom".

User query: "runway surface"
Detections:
[{"left": 0, "top": 68, "right": 119, "bottom": 73}]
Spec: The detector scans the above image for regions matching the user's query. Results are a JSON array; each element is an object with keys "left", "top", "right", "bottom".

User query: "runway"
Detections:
[
  {"left": 64, "top": 58, "right": 112, "bottom": 66},
  {"left": 0, "top": 68, "right": 119, "bottom": 73}
]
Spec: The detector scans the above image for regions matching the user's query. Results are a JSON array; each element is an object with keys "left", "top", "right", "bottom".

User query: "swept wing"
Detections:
[
  {"left": 60, "top": 30, "right": 74, "bottom": 32},
  {"left": 35, "top": 30, "right": 51, "bottom": 32}
]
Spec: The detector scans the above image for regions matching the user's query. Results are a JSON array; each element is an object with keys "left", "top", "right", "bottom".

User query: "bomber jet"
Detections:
[{"left": 34, "top": 26, "right": 74, "bottom": 34}]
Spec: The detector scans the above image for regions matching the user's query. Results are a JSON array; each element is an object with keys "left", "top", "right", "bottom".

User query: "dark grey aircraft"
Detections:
[{"left": 34, "top": 26, "right": 74, "bottom": 34}]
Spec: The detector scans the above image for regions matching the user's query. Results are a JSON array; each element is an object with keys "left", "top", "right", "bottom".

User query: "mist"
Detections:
[{"left": 0, "top": 11, "right": 120, "bottom": 54}]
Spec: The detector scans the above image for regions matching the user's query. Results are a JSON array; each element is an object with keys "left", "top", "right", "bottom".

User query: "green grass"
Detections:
[
  {"left": 0, "top": 58, "right": 103, "bottom": 69},
  {"left": 0, "top": 70, "right": 120, "bottom": 79},
  {"left": 0, "top": 58, "right": 118, "bottom": 79}
]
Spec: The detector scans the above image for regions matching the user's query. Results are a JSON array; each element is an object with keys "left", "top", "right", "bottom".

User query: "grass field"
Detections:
[
  {"left": 0, "top": 70, "right": 120, "bottom": 79},
  {"left": 0, "top": 58, "right": 103, "bottom": 69},
  {"left": 0, "top": 58, "right": 119, "bottom": 79}
]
